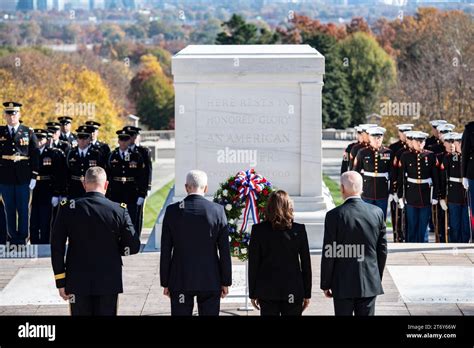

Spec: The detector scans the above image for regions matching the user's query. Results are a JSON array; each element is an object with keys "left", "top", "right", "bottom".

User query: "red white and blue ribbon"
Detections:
[{"left": 234, "top": 169, "right": 266, "bottom": 232}]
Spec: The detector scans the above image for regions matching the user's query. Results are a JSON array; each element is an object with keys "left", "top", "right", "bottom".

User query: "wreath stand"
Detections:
[{"left": 237, "top": 261, "right": 253, "bottom": 311}]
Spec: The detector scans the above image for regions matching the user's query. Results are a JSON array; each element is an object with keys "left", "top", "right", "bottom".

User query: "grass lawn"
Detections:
[
  {"left": 323, "top": 174, "right": 393, "bottom": 228},
  {"left": 143, "top": 180, "right": 174, "bottom": 228},
  {"left": 323, "top": 174, "right": 343, "bottom": 206}
]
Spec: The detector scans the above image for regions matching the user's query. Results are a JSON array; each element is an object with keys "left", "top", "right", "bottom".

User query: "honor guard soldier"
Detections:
[
  {"left": 30, "top": 129, "right": 67, "bottom": 244},
  {"left": 46, "top": 121, "right": 71, "bottom": 154},
  {"left": 58, "top": 116, "right": 77, "bottom": 147},
  {"left": 353, "top": 126, "right": 393, "bottom": 220},
  {"left": 123, "top": 126, "right": 152, "bottom": 234},
  {"left": 348, "top": 124, "right": 377, "bottom": 170},
  {"left": 106, "top": 130, "right": 148, "bottom": 237},
  {"left": 51, "top": 167, "right": 140, "bottom": 316},
  {"left": 65, "top": 125, "right": 103, "bottom": 199},
  {"left": 461, "top": 121, "right": 474, "bottom": 241},
  {"left": 427, "top": 123, "right": 455, "bottom": 154},
  {"left": 341, "top": 126, "right": 362, "bottom": 174},
  {"left": 439, "top": 133, "right": 470, "bottom": 243},
  {"left": 0, "top": 102, "right": 39, "bottom": 245},
  {"left": 390, "top": 124, "right": 414, "bottom": 154},
  {"left": 389, "top": 124, "right": 413, "bottom": 241},
  {"left": 392, "top": 131, "right": 417, "bottom": 242},
  {"left": 85, "top": 121, "right": 111, "bottom": 160},
  {"left": 426, "top": 120, "right": 447, "bottom": 148},
  {"left": 431, "top": 125, "right": 455, "bottom": 242},
  {"left": 397, "top": 131, "right": 439, "bottom": 243}
]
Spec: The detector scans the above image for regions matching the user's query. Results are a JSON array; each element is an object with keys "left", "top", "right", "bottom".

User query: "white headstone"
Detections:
[{"left": 170, "top": 44, "right": 332, "bottom": 248}]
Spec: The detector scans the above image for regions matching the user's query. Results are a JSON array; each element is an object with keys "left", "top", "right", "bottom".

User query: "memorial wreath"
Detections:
[{"left": 213, "top": 168, "right": 275, "bottom": 261}]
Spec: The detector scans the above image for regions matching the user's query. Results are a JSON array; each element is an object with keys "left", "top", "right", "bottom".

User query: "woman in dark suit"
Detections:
[{"left": 248, "top": 190, "right": 312, "bottom": 316}]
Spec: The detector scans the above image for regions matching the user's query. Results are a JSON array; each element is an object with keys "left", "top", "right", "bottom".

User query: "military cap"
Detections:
[
  {"left": 3, "top": 101, "right": 22, "bottom": 113},
  {"left": 359, "top": 124, "right": 378, "bottom": 132},
  {"left": 429, "top": 120, "right": 447, "bottom": 128},
  {"left": 34, "top": 129, "right": 49, "bottom": 138},
  {"left": 396, "top": 124, "right": 414, "bottom": 132},
  {"left": 437, "top": 123, "right": 455, "bottom": 134},
  {"left": 367, "top": 126, "right": 386, "bottom": 136},
  {"left": 116, "top": 129, "right": 131, "bottom": 140},
  {"left": 58, "top": 116, "right": 73, "bottom": 125},
  {"left": 123, "top": 126, "right": 142, "bottom": 135}
]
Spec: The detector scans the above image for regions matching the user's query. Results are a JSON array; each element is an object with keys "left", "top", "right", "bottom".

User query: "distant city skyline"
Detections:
[{"left": 0, "top": 0, "right": 472, "bottom": 12}]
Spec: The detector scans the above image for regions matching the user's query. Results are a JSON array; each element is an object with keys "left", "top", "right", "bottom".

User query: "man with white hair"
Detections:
[
  {"left": 160, "top": 170, "right": 232, "bottom": 316},
  {"left": 321, "top": 171, "right": 387, "bottom": 316}
]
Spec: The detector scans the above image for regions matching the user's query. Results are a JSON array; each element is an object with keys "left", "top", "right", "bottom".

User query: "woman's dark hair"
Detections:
[{"left": 265, "top": 190, "right": 294, "bottom": 231}]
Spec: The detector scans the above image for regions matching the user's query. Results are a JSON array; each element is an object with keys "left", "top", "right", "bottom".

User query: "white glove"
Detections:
[
  {"left": 398, "top": 198, "right": 405, "bottom": 210},
  {"left": 431, "top": 199, "right": 438, "bottom": 205},
  {"left": 463, "top": 178, "right": 469, "bottom": 190},
  {"left": 29, "top": 179, "right": 36, "bottom": 190},
  {"left": 137, "top": 197, "right": 145, "bottom": 206},
  {"left": 440, "top": 199, "right": 448, "bottom": 211},
  {"left": 388, "top": 194, "right": 395, "bottom": 203},
  {"left": 51, "top": 196, "right": 59, "bottom": 207}
]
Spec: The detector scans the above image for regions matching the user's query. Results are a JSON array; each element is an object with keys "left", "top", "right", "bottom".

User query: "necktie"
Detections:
[{"left": 11, "top": 127, "right": 15, "bottom": 138}]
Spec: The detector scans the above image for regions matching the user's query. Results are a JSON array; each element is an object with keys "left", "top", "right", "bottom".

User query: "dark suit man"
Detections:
[
  {"left": 160, "top": 170, "right": 232, "bottom": 316},
  {"left": 321, "top": 171, "right": 387, "bottom": 316},
  {"left": 51, "top": 166, "right": 141, "bottom": 316}
]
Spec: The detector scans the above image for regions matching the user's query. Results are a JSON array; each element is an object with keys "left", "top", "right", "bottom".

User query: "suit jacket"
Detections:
[
  {"left": 160, "top": 194, "right": 232, "bottom": 292},
  {"left": 320, "top": 197, "right": 387, "bottom": 299},
  {"left": 248, "top": 221, "right": 312, "bottom": 300},
  {"left": 51, "top": 192, "right": 141, "bottom": 295},
  {"left": 462, "top": 121, "right": 474, "bottom": 180}
]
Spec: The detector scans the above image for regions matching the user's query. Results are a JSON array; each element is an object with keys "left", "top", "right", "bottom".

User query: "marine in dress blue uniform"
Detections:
[
  {"left": 440, "top": 133, "right": 471, "bottom": 243},
  {"left": 341, "top": 126, "right": 362, "bottom": 174},
  {"left": 389, "top": 124, "right": 413, "bottom": 242},
  {"left": 348, "top": 124, "right": 377, "bottom": 170},
  {"left": 0, "top": 102, "right": 39, "bottom": 245},
  {"left": 353, "top": 127, "right": 394, "bottom": 221},
  {"left": 397, "top": 131, "right": 440, "bottom": 243}
]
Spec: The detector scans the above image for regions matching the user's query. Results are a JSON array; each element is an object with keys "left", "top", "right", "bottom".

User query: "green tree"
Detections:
[
  {"left": 306, "top": 33, "right": 352, "bottom": 128},
  {"left": 215, "top": 14, "right": 278, "bottom": 44},
  {"left": 338, "top": 32, "right": 396, "bottom": 126},
  {"left": 129, "top": 55, "right": 174, "bottom": 130}
]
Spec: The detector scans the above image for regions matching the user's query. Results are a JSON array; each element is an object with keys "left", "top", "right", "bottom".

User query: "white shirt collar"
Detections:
[
  {"left": 39, "top": 146, "right": 46, "bottom": 154},
  {"left": 8, "top": 125, "right": 19, "bottom": 133},
  {"left": 344, "top": 195, "right": 361, "bottom": 202},
  {"left": 79, "top": 146, "right": 89, "bottom": 156},
  {"left": 187, "top": 192, "right": 205, "bottom": 197}
]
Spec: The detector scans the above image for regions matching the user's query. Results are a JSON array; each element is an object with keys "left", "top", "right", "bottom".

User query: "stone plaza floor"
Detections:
[{"left": 0, "top": 230, "right": 472, "bottom": 316}]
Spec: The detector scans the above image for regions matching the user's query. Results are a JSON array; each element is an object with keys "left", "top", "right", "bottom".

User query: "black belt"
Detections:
[{"left": 112, "top": 177, "right": 135, "bottom": 183}]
